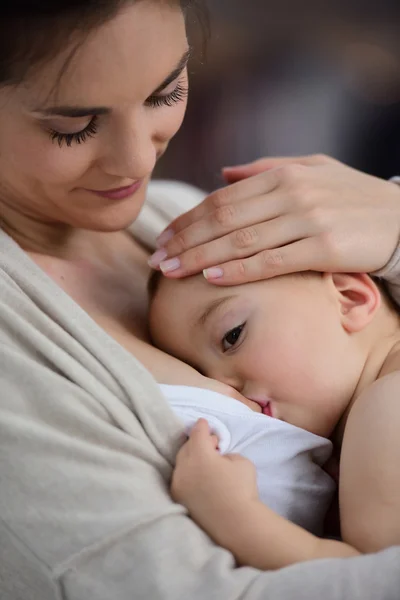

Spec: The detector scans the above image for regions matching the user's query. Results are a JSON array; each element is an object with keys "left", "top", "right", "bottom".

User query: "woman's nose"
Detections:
[{"left": 100, "top": 113, "right": 157, "bottom": 180}]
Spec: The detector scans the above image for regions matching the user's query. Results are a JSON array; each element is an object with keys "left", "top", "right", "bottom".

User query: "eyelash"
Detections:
[
  {"left": 49, "top": 81, "right": 188, "bottom": 147},
  {"left": 146, "top": 82, "right": 188, "bottom": 108},
  {"left": 49, "top": 116, "right": 99, "bottom": 148}
]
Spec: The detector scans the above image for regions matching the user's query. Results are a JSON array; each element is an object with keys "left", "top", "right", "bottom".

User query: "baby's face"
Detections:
[{"left": 149, "top": 273, "right": 360, "bottom": 438}]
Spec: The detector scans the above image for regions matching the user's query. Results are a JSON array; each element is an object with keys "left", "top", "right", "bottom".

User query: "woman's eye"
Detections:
[
  {"left": 145, "top": 81, "right": 188, "bottom": 109},
  {"left": 48, "top": 116, "right": 99, "bottom": 148},
  {"left": 222, "top": 324, "right": 245, "bottom": 352}
]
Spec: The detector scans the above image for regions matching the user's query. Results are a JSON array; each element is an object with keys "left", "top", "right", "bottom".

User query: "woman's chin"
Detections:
[{"left": 69, "top": 200, "right": 146, "bottom": 232}]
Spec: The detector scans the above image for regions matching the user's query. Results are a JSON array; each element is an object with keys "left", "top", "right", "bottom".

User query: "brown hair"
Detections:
[
  {"left": 148, "top": 268, "right": 164, "bottom": 300},
  {"left": 0, "top": 1, "right": 207, "bottom": 86}
]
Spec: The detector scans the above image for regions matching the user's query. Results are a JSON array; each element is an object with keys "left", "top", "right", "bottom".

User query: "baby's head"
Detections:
[{"left": 148, "top": 268, "right": 399, "bottom": 438}]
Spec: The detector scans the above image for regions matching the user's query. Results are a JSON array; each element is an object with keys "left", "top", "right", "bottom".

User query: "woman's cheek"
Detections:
[
  {"left": 26, "top": 141, "right": 96, "bottom": 185},
  {"left": 157, "top": 100, "right": 188, "bottom": 144}
]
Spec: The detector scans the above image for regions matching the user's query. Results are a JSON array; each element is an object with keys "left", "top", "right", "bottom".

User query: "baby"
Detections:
[{"left": 148, "top": 268, "right": 400, "bottom": 568}]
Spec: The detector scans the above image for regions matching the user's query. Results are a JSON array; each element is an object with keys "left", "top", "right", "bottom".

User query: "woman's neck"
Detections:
[{"left": 0, "top": 202, "right": 97, "bottom": 259}]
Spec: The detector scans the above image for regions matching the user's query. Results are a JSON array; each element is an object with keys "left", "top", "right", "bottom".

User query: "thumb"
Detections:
[
  {"left": 224, "top": 453, "right": 246, "bottom": 464},
  {"left": 222, "top": 162, "right": 273, "bottom": 183},
  {"left": 222, "top": 157, "right": 287, "bottom": 183},
  {"left": 189, "top": 419, "right": 217, "bottom": 452},
  {"left": 222, "top": 154, "right": 332, "bottom": 183}
]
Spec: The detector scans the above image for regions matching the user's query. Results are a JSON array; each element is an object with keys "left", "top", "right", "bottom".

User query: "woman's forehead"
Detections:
[{"left": 14, "top": 2, "right": 188, "bottom": 109}]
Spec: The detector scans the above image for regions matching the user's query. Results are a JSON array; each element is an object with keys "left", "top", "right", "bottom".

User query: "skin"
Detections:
[
  {"left": 0, "top": 3, "right": 188, "bottom": 239},
  {"left": 149, "top": 271, "right": 400, "bottom": 566},
  {"left": 2, "top": 0, "right": 400, "bottom": 573},
  {"left": 150, "top": 155, "right": 400, "bottom": 285},
  {"left": 150, "top": 272, "right": 399, "bottom": 437},
  {"left": 0, "top": 1, "right": 257, "bottom": 401}
]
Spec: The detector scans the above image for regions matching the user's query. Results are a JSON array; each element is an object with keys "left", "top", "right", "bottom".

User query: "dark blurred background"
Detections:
[{"left": 155, "top": 0, "right": 400, "bottom": 191}]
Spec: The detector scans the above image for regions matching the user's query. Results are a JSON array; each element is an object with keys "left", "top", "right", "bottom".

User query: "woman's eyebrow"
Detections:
[
  {"left": 33, "top": 48, "right": 191, "bottom": 118},
  {"left": 152, "top": 47, "right": 191, "bottom": 94},
  {"left": 35, "top": 106, "right": 110, "bottom": 118}
]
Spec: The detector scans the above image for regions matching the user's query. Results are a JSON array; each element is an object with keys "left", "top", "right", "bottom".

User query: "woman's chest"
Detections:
[
  {"left": 29, "top": 238, "right": 205, "bottom": 385},
  {"left": 30, "top": 234, "right": 152, "bottom": 342}
]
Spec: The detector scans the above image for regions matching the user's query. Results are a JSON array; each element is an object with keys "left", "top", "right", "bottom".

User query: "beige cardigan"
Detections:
[{"left": 0, "top": 180, "right": 399, "bottom": 600}]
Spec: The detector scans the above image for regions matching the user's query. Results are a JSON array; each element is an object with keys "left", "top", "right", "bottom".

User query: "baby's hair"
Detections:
[
  {"left": 373, "top": 276, "right": 400, "bottom": 317},
  {"left": 148, "top": 268, "right": 164, "bottom": 301}
]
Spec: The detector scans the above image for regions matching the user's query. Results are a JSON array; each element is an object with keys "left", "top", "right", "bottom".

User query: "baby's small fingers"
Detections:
[
  {"left": 210, "top": 434, "right": 219, "bottom": 450},
  {"left": 225, "top": 453, "right": 248, "bottom": 464}
]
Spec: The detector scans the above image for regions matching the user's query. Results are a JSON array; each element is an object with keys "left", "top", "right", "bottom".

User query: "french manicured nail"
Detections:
[
  {"left": 203, "top": 267, "right": 224, "bottom": 280},
  {"left": 148, "top": 248, "right": 168, "bottom": 268},
  {"left": 160, "top": 257, "right": 181, "bottom": 273},
  {"left": 156, "top": 229, "right": 174, "bottom": 248}
]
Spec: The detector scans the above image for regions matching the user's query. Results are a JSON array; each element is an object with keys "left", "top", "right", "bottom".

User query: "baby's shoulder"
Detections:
[{"left": 346, "top": 370, "right": 400, "bottom": 437}]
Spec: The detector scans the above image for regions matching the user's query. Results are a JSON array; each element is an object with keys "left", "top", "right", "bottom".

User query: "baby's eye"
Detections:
[{"left": 222, "top": 324, "right": 244, "bottom": 351}]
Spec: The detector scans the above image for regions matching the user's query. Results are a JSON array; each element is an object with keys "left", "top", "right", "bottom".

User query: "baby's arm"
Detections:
[
  {"left": 172, "top": 420, "right": 359, "bottom": 572},
  {"left": 340, "top": 371, "right": 400, "bottom": 552},
  {"left": 206, "top": 500, "right": 358, "bottom": 571}
]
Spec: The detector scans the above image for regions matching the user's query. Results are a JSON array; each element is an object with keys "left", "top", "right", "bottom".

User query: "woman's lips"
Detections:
[{"left": 86, "top": 180, "right": 142, "bottom": 200}]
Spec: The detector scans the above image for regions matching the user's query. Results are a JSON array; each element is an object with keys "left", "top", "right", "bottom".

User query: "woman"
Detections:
[{"left": 0, "top": 2, "right": 399, "bottom": 599}]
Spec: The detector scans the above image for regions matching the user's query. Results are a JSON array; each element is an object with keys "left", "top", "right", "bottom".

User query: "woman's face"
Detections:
[{"left": 0, "top": 2, "right": 189, "bottom": 232}]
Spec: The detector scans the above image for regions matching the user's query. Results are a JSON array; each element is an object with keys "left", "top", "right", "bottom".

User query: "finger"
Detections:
[
  {"left": 188, "top": 419, "right": 217, "bottom": 451},
  {"left": 202, "top": 237, "right": 329, "bottom": 285},
  {"left": 160, "top": 216, "right": 308, "bottom": 278},
  {"left": 224, "top": 453, "right": 248, "bottom": 463},
  {"left": 161, "top": 192, "right": 287, "bottom": 259},
  {"left": 158, "top": 169, "right": 282, "bottom": 243},
  {"left": 210, "top": 434, "right": 219, "bottom": 450},
  {"left": 174, "top": 420, "right": 212, "bottom": 466},
  {"left": 222, "top": 154, "right": 334, "bottom": 183}
]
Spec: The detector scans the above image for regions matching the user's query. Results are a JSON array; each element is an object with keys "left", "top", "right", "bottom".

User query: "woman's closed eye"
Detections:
[
  {"left": 48, "top": 78, "right": 188, "bottom": 147},
  {"left": 146, "top": 79, "right": 188, "bottom": 109},
  {"left": 222, "top": 323, "right": 245, "bottom": 352},
  {"left": 48, "top": 116, "right": 99, "bottom": 148}
]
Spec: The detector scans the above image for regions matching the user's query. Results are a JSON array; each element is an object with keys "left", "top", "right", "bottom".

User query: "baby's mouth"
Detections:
[
  {"left": 262, "top": 402, "right": 273, "bottom": 417},
  {"left": 249, "top": 398, "right": 274, "bottom": 418}
]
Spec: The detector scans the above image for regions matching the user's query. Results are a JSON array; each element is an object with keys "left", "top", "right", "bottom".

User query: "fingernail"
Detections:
[
  {"left": 148, "top": 248, "right": 168, "bottom": 268},
  {"left": 203, "top": 267, "right": 224, "bottom": 280},
  {"left": 156, "top": 229, "right": 174, "bottom": 248},
  {"left": 160, "top": 257, "right": 181, "bottom": 273}
]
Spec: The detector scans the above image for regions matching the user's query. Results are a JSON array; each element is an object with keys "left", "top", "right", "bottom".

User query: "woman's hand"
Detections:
[
  {"left": 151, "top": 155, "right": 400, "bottom": 285},
  {"left": 171, "top": 419, "right": 259, "bottom": 541}
]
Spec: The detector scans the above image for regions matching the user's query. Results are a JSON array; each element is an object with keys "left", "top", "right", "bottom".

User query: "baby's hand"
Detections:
[{"left": 171, "top": 419, "right": 259, "bottom": 541}]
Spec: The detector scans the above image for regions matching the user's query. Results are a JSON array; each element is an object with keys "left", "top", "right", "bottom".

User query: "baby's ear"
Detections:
[{"left": 327, "top": 273, "right": 381, "bottom": 333}]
